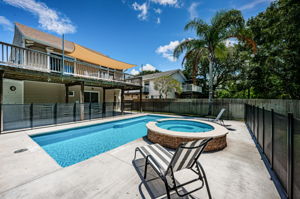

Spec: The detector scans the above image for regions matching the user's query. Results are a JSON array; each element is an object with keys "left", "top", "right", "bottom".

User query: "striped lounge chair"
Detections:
[{"left": 134, "top": 138, "right": 212, "bottom": 199}]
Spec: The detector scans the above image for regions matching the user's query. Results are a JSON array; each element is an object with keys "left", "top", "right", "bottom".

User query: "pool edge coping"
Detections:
[{"left": 146, "top": 118, "right": 228, "bottom": 139}]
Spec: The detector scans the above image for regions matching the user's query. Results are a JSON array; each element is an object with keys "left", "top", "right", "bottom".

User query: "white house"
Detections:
[
  {"left": 125, "top": 69, "right": 202, "bottom": 100},
  {"left": 1, "top": 23, "right": 140, "bottom": 105}
]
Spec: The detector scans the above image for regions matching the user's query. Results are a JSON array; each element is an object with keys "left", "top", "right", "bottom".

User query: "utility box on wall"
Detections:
[{"left": 3, "top": 79, "right": 24, "bottom": 104}]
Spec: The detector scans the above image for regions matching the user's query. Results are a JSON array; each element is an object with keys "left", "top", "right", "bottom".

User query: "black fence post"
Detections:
[
  {"left": 257, "top": 106, "right": 259, "bottom": 142},
  {"left": 152, "top": 101, "right": 154, "bottom": 112},
  {"left": 30, "top": 103, "right": 33, "bottom": 128},
  {"left": 73, "top": 103, "right": 76, "bottom": 122},
  {"left": 244, "top": 104, "right": 247, "bottom": 123},
  {"left": 262, "top": 107, "right": 265, "bottom": 153},
  {"left": 102, "top": 102, "right": 106, "bottom": 118},
  {"left": 287, "top": 113, "right": 294, "bottom": 199},
  {"left": 54, "top": 103, "right": 57, "bottom": 125},
  {"left": 89, "top": 103, "right": 92, "bottom": 120},
  {"left": 252, "top": 105, "right": 255, "bottom": 133},
  {"left": 271, "top": 109, "right": 274, "bottom": 169}
]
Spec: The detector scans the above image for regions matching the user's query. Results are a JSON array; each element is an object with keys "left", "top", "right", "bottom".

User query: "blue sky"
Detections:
[{"left": 0, "top": 0, "right": 273, "bottom": 75}]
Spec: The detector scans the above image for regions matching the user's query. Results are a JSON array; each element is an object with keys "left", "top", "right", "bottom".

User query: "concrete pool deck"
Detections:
[{"left": 0, "top": 114, "right": 280, "bottom": 198}]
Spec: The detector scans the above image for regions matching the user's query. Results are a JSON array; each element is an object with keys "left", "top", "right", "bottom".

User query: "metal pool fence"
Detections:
[
  {"left": 2, "top": 102, "right": 135, "bottom": 131},
  {"left": 245, "top": 104, "right": 299, "bottom": 199}
]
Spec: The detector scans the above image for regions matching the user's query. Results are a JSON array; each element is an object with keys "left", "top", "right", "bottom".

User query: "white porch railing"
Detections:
[
  {"left": 182, "top": 84, "right": 202, "bottom": 92},
  {"left": 0, "top": 41, "right": 141, "bottom": 86}
]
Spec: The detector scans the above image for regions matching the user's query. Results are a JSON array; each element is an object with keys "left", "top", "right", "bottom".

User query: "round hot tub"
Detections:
[{"left": 146, "top": 118, "right": 228, "bottom": 152}]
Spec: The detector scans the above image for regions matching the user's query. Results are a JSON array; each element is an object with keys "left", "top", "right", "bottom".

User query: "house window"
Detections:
[
  {"left": 68, "top": 91, "right": 75, "bottom": 97},
  {"left": 84, "top": 91, "right": 99, "bottom": 103}
]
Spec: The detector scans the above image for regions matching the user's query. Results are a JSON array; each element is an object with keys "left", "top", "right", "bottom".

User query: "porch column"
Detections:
[
  {"left": 46, "top": 48, "right": 53, "bottom": 72},
  {"left": 65, "top": 84, "right": 69, "bottom": 103},
  {"left": 102, "top": 88, "right": 106, "bottom": 116},
  {"left": 80, "top": 82, "right": 84, "bottom": 120},
  {"left": 0, "top": 71, "right": 4, "bottom": 132},
  {"left": 121, "top": 89, "right": 124, "bottom": 114},
  {"left": 139, "top": 88, "right": 142, "bottom": 112}
]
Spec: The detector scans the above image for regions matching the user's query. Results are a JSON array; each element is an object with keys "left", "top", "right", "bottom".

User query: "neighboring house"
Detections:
[
  {"left": 125, "top": 69, "right": 202, "bottom": 100},
  {"left": 0, "top": 23, "right": 141, "bottom": 105}
]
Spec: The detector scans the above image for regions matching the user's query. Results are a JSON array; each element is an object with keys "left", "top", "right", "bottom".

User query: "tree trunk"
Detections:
[{"left": 208, "top": 60, "right": 213, "bottom": 115}]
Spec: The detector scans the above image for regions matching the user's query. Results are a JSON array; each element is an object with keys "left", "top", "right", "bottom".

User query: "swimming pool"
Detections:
[
  {"left": 157, "top": 120, "right": 214, "bottom": 132},
  {"left": 31, "top": 115, "right": 169, "bottom": 167}
]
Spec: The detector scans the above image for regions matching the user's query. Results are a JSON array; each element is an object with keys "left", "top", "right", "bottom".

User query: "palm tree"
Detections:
[{"left": 174, "top": 10, "right": 256, "bottom": 115}]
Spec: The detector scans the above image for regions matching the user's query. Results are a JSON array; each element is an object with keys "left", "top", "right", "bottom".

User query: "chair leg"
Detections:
[
  {"left": 163, "top": 179, "right": 171, "bottom": 199},
  {"left": 197, "top": 163, "right": 212, "bottom": 199}
]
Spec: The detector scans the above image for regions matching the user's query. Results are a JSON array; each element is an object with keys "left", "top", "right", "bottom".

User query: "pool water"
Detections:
[
  {"left": 31, "top": 115, "right": 169, "bottom": 167},
  {"left": 157, "top": 120, "right": 214, "bottom": 133}
]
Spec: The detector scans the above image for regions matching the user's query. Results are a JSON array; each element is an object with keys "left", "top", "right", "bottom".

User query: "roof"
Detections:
[
  {"left": 15, "top": 23, "right": 135, "bottom": 70},
  {"left": 16, "top": 23, "right": 74, "bottom": 52},
  {"left": 141, "top": 69, "right": 187, "bottom": 81}
]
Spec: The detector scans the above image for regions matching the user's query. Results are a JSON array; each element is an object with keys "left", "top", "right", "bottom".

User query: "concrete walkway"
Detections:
[{"left": 0, "top": 116, "right": 280, "bottom": 199}]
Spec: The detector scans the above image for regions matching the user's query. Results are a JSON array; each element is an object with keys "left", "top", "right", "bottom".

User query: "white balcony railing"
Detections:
[
  {"left": 182, "top": 84, "right": 202, "bottom": 92},
  {"left": 0, "top": 41, "right": 141, "bottom": 86}
]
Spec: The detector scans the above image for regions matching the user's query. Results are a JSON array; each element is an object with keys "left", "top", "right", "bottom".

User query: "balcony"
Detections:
[
  {"left": 182, "top": 84, "right": 202, "bottom": 92},
  {"left": 0, "top": 42, "right": 141, "bottom": 87}
]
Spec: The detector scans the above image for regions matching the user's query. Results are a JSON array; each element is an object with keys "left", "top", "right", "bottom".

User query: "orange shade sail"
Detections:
[{"left": 67, "top": 44, "right": 135, "bottom": 70}]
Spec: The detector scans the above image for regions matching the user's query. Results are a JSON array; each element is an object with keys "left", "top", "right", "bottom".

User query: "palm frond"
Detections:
[
  {"left": 184, "top": 19, "right": 210, "bottom": 38},
  {"left": 173, "top": 39, "right": 205, "bottom": 58}
]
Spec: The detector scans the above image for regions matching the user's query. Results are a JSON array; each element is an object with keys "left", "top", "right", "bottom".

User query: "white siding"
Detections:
[{"left": 3, "top": 79, "right": 24, "bottom": 104}]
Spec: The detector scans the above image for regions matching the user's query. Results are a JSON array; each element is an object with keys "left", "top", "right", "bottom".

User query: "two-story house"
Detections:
[
  {"left": 0, "top": 23, "right": 142, "bottom": 130},
  {"left": 125, "top": 69, "right": 202, "bottom": 100}
]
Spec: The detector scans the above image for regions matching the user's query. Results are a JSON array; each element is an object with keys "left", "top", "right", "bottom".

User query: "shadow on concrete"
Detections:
[{"left": 132, "top": 158, "right": 199, "bottom": 199}]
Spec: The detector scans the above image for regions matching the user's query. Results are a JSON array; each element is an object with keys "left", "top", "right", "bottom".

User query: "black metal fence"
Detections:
[
  {"left": 2, "top": 102, "right": 135, "bottom": 131},
  {"left": 245, "top": 104, "right": 299, "bottom": 199}
]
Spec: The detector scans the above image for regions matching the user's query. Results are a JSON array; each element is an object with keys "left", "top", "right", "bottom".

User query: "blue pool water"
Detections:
[
  {"left": 157, "top": 120, "right": 214, "bottom": 133},
  {"left": 31, "top": 115, "right": 169, "bottom": 167}
]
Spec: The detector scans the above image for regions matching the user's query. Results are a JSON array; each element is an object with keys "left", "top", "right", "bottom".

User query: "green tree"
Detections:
[
  {"left": 153, "top": 76, "right": 182, "bottom": 99},
  {"left": 245, "top": 0, "right": 300, "bottom": 99},
  {"left": 174, "top": 9, "right": 255, "bottom": 114}
]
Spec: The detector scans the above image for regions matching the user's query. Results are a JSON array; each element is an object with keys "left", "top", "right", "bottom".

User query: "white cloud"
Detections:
[
  {"left": 3, "top": 0, "right": 76, "bottom": 35},
  {"left": 188, "top": 2, "right": 200, "bottom": 19},
  {"left": 156, "top": 17, "right": 161, "bottom": 24},
  {"left": 142, "top": 64, "right": 156, "bottom": 71},
  {"left": 154, "top": 8, "right": 162, "bottom": 14},
  {"left": 130, "top": 69, "right": 140, "bottom": 75},
  {"left": 132, "top": 2, "right": 148, "bottom": 20},
  {"left": 239, "top": 0, "right": 274, "bottom": 11},
  {"left": 150, "top": 0, "right": 178, "bottom": 6},
  {"left": 130, "top": 64, "right": 157, "bottom": 75},
  {"left": 156, "top": 40, "right": 181, "bottom": 62},
  {"left": 0, "top": 16, "right": 14, "bottom": 31}
]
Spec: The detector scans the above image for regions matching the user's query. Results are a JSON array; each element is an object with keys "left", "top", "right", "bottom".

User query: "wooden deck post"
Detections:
[
  {"left": 0, "top": 70, "right": 4, "bottom": 133},
  {"left": 65, "top": 84, "right": 69, "bottom": 103},
  {"left": 121, "top": 89, "right": 124, "bottom": 114},
  {"left": 80, "top": 82, "right": 84, "bottom": 120}
]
